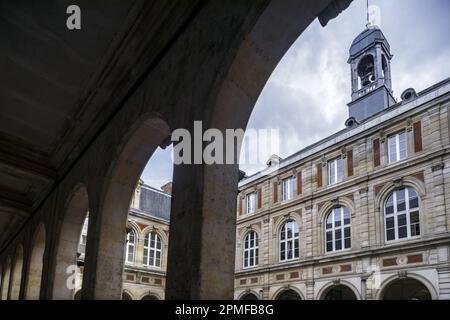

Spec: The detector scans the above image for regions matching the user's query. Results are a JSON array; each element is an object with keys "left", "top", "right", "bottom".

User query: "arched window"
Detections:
[
  {"left": 385, "top": 187, "right": 420, "bottom": 241},
  {"left": 125, "top": 229, "right": 136, "bottom": 264},
  {"left": 325, "top": 206, "right": 351, "bottom": 253},
  {"left": 143, "top": 232, "right": 162, "bottom": 268},
  {"left": 243, "top": 231, "right": 259, "bottom": 268},
  {"left": 279, "top": 220, "right": 299, "bottom": 262}
]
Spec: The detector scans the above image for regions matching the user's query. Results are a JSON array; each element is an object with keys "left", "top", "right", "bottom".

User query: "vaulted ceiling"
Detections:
[{"left": 0, "top": 0, "right": 157, "bottom": 248}]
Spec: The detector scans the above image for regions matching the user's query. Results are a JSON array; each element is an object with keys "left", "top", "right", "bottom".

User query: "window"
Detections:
[
  {"left": 143, "top": 232, "right": 162, "bottom": 268},
  {"left": 125, "top": 229, "right": 136, "bottom": 264},
  {"left": 325, "top": 207, "right": 351, "bottom": 253},
  {"left": 246, "top": 192, "right": 256, "bottom": 214},
  {"left": 385, "top": 187, "right": 420, "bottom": 242},
  {"left": 282, "top": 177, "right": 295, "bottom": 201},
  {"left": 243, "top": 231, "right": 259, "bottom": 268},
  {"left": 77, "top": 216, "right": 89, "bottom": 255},
  {"left": 328, "top": 157, "right": 343, "bottom": 185},
  {"left": 388, "top": 131, "right": 407, "bottom": 163},
  {"left": 279, "top": 220, "right": 299, "bottom": 262}
]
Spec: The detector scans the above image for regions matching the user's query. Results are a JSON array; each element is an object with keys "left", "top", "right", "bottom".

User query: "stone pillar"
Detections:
[
  {"left": 165, "top": 163, "right": 238, "bottom": 299},
  {"left": 431, "top": 162, "right": 447, "bottom": 234},
  {"left": 305, "top": 280, "right": 315, "bottom": 300}
]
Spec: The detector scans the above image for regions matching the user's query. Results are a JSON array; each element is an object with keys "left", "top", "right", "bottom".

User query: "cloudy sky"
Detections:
[{"left": 141, "top": 0, "right": 450, "bottom": 189}]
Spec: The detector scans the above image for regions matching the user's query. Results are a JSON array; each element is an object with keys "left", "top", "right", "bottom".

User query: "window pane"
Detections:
[
  {"left": 326, "top": 214, "right": 333, "bottom": 229},
  {"left": 398, "top": 225, "right": 407, "bottom": 238},
  {"left": 326, "top": 231, "right": 332, "bottom": 242},
  {"left": 385, "top": 194, "right": 394, "bottom": 215},
  {"left": 326, "top": 242, "right": 333, "bottom": 252},
  {"left": 399, "top": 131, "right": 406, "bottom": 160},
  {"left": 343, "top": 207, "right": 350, "bottom": 225},
  {"left": 397, "top": 213, "right": 407, "bottom": 227},
  {"left": 336, "top": 158, "right": 343, "bottom": 182},
  {"left": 386, "top": 229, "right": 395, "bottom": 241},
  {"left": 344, "top": 238, "right": 351, "bottom": 249},
  {"left": 344, "top": 227, "right": 351, "bottom": 238},
  {"left": 396, "top": 189, "right": 406, "bottom": 212},
  {"left": 386, "top": 217, "right": 395, "bottom": 229},
  {"left": 335, "top": 238, "right": 342, "bottom": 251},
  {"left": 409, "top": 188, "right": 419, "bottom": 209},
  {"left": 388, "top": 135, "right": 397, "bottom": 162}
]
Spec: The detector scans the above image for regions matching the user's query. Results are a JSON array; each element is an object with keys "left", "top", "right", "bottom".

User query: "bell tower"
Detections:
[{"left": 347, "top": 22, "right": 395, "bottom": 122}]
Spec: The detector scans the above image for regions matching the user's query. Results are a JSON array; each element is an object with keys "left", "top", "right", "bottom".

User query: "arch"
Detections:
[
  {"left": 141, "top": 294, "right": 159, "bottom": 300},
  {"left": 240, "top": 292, "right": 259, "bottom": 300},
  {"left": 317, "top": 281, "right": 360, "bottom": 300},
  {"left": 377, "top": 274, "right": 438, "bottom": 300},
  {"left": 317, "top": 196, "right": 355, "bottom": 224},
  {"left": 84, "top": 113, "right": 171, "bottom": 299},
  {"left": 122, "top": 290, "right": 134, "bottom": 300},
  {"left": 375, "top": 176, "right": 426, "bottom": 211},
  {"left": 10, "top": 245, "right": 24, "bottom": 300},
  {"left": 25, "top": 223, "right": 46, "bottom": 300},
  {"left": 1, "top": 256, "right": 11, "bottom": 300},
  {"left": 276, "top": 288, "right": 302, "bottom": 300},
  {"left": 357, "top": 54, "right": 375, "bottom": 87},
  {"left": 52, "top": 184, "right": 89, "bottom": 299}
]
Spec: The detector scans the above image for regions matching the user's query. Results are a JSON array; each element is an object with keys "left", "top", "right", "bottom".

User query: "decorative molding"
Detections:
[
  {"left": 393, "top": 177, "right": 403, "bottom": 188},
  {"left": 332, "top": 279, "right": 341, "bottom": 286},
  {"left": 359, "top": 187, "right": 368, "bottom": 194},
  {"left": 431, "top": 162, "right": 444, "bottom": 172},
  {"left": 398, "top": 271, "right": 408, "bottom": 279}
]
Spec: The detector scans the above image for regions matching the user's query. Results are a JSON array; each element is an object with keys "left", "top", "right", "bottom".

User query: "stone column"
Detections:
[{"left": 165, "top": 162, "right": 238, "bottom": 299}]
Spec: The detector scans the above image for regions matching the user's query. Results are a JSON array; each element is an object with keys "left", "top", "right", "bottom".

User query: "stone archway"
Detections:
[
  {"left": 25, "top": 224, "right": 46, "bottom": 300},
  {"left": 240, "top": 292, "right": 259, "bottom": 300},
  {"left": 52, "top": 185, "right": 89, "bottom": 299},
  {"left": 381, "top": 278, "right": 432, "bottom": 300},
  {"left": 321, "top": 284, "right": 357, "bottom": 300},
  {"left": 122, "top": 291, "right": 133, "bottom": 300},
  {"left": 276, "top": 289, "right": 302, "bottom": 300},
  {"left": 82, "top": 114, "right": 171, "bottom": 299},
  {"left": 10, "top": 245, "right": 24, "bottom": 300}
]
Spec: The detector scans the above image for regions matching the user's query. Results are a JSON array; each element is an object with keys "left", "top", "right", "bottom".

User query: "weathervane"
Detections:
[{"left": 366, "top": 0, "right": 371, "bottom": 28}]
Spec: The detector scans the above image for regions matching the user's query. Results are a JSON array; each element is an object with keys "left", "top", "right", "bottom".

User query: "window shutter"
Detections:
[
  {"left": 347, "top": 149, "right": 354, "bottom": 177},
  {"left": 239, "top": 196, "right": 243, "bottom": 215},
  {"left": 413, "top": 121, "right": 423, "bottom": 152},
  {"left": 257, "top": 188, "right": 262, "bottom": 209},
  {"left": 296, "top": 171, "right": 302, "bottom": 195},
  {"left": 317, "top": 163, "right": 322, "bottom": 187},
  {"left": 273, "top": 182, "right": 278, "bottom": 203},
  {"left": 373, "top": 138, "right": 380, "bottom": 167}
]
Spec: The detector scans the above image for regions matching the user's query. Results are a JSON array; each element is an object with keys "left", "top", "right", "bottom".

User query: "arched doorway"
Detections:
[
  {"left": 240, "top": 292, "right": 259, "bottom": 300},
  {"left": 25, "top": 223, "right": 46, "bottom": 300},
  {"left": 10, "top": 245, "right": 24, "bottom": 300},
  {"left": 141, "top": 294, "right": 159, "bottom": 300},
  {"left": 122, "top": 291, "right": 133, "bottom": 300},
  {"left": 381, "top": 278, "right": 432, "bottom": 300},
  {"left": 276, "top": 289, "right": 302, "bottom": 300},
  {"left": 52, "top": 185, "right": 89, "bottom": 299},
  {"left": 1, "top": 257, "right": 11, "bottom": 300},
  {"left": 322, "top": 284, "right": 357, "bottom": 300}
]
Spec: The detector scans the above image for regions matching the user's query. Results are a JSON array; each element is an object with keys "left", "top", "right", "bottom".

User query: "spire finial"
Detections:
[{"left": 366, "top": 0, "right": 371, "bottom": 28}]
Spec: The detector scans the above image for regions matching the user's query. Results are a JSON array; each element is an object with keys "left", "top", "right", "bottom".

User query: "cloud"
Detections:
[{"left": 142, "top": 0, "right": 450, "bottom": 186}]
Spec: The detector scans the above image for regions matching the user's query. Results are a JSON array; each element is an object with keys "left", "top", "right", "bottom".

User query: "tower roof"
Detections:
[{"left": 349, "top": 25, "right": 391, "bottom": 61}]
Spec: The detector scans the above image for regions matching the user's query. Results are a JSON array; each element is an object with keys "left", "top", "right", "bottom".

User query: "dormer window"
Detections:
[{"left": 388, "top": 131, "right": 407, "bottom": 164}]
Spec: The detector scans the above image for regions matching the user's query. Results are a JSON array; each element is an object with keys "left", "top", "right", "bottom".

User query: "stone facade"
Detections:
[{"left": 234, "top": 78, "right": 450, "bottom": 300}]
